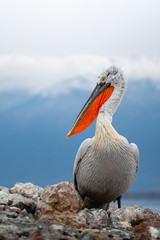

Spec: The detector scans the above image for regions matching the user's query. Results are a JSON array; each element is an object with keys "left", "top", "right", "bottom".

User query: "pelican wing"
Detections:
[
  {"left": 73, "top": 138, "right": 92, "bottom": 191},
  {"left": 130, "top": 143, "right": 139, "bottom": 174}
]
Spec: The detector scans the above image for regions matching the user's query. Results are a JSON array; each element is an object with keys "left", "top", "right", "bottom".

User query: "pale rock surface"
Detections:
[
  {"left": 0, "top": 186, "right": 9, "bottom": 194},
  {"left": 0, "top": 181, "right": 160, "bottom": 239},
  {"left": 10, "top": 182, "right": 43, "bottom": 201},
  {"left": 149, "top": 226, "right": 160, "bottom": 240}
]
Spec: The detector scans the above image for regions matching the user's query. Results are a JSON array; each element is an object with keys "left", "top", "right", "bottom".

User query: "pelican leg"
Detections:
[{"left": 117, "top": 195, "right": 122, "bottom": 208}]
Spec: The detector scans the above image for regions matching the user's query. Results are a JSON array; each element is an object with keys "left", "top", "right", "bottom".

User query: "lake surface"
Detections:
[{"left": 111, "top": 199, "right": 160, "bottom": 214}]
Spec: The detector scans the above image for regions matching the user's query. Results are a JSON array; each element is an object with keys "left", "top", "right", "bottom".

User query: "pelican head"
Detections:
[
  {"left": 67, "top": 65, "right": 126, "bottom": 138},
  {"left": 98, "top": 65, "right": 126, "bottom": 89}
]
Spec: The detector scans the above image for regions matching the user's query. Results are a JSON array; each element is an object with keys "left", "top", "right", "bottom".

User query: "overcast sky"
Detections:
[{"left": 0, "top": 0, "right": 160, "bottom": 95}]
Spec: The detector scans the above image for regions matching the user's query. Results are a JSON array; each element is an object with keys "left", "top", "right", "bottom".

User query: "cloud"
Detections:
[{"left": 0, "top": 54, "right": 160, "bottom": 96}]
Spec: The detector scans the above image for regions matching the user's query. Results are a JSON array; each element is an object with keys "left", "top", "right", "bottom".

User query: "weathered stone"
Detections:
[
  {"left": 134, "top": 219, "right": 160, "bottom": 240},
  {"left": 110, "top": 205, "right": 160, "bottom": 228},
  {"left": 109, "top": 205, "right": 160, "bottom": 239},
  {"left": 0, "top": 205, "right": 5, "bottom": 211},
  {"left": 0, "top": 190, "right": 36, "bottom": 213},
  {"left": 40, "top": 181, "right": 83, "bottom": 212},
  {"left": 0, "top": 191, "right": 10, "bottom": 205},
  {"left": 149, "top": 226, "right": 160, "bottom": 239},
  {"left": 10, "top": 182, "right": 43, "bottom": 201},
  {"left": 8, "top": 206, "right": 21, "bottom": 213},
  {"left": 6, "top": 210, "right": 18, "bottom": 218},
  {"left": 103, "top": 228, "right": 132, "bottom": 239},
  {"left": 0, "top": 224, "right": 19, "bottom": 240},
  {"left": 79, "top": 229, "right": 109, "bottom": 240},
  {"left": 78, "top": 208, "right": 109, "bottom": 229},
  {"left": 49, "top": 224, "right": 64, "bottom": 232},
  {"left": 0, "top": 186, "right": 9, "bottom": 194},
  {"left": 0, "top": 211, "right": 37, "bottom": 239},
  {"left": 111, "top": 205, "right": 159, "bottom": 223},
  {"left": 0, "top": 210, "right": 9, "bottom": 223},
  {"left": 18, "top": 209, "right": 35, "bottom": 224},
  {"left": 0, "top": 181, "right": 160, "bottom": 239},
  {"left": 36, "top": 181, "right": 85, "bottom": 228},
  {"left": 26, "top": 229, "right": 44, "bottom": 240}
]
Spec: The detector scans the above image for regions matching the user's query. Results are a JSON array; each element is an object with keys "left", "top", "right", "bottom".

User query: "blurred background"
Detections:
[{"left": 0, "top": 0, "right": 160, "bottom": 209}]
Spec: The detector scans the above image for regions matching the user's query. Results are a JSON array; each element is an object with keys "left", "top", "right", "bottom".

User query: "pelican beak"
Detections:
[{"left": 66, "top": 82, "right": 114, "bottom": 138}]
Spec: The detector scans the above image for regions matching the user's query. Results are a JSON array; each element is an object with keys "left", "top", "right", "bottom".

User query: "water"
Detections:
[{"left": 111, "top": 199, "right": 160, "bottom": 214}]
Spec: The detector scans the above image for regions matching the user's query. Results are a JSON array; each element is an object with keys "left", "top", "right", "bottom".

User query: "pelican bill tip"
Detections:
[{"left": 66, "top": 133, "right": 70, "bottom": 139}]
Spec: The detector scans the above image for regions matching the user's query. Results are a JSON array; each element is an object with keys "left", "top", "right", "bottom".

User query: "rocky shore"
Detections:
[{"left": 0, "top": 182, "right": 160, "bottom": 240}]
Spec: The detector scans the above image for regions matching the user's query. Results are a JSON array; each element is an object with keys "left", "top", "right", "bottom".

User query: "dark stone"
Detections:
[{"left": 0, "top": 182, "right": 160, "bottom": 240}]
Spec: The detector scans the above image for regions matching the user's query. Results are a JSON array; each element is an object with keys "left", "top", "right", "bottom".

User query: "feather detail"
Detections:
[{"left": 94, "top": 117, "right": 123, "bottom": 150}]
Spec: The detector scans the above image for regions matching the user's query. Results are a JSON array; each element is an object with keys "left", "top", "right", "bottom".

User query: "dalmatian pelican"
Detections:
[{"left": 66, "top": 66, "right": 139, "bottom": 210}]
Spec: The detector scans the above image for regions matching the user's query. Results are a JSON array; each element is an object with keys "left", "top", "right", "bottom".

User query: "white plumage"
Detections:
[{"left": 68, "top": 66, "right": 139, "bottom": 210}]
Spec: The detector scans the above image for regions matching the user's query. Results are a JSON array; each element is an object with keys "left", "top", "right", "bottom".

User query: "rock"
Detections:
[
  {"left": 0, "top": 211, "right": 38, "bottom": 239},
  {"left": 78, "top": 208, "right": 133, "bottom": 239},
  {"left": 26, "top": 229, "right": 44, "bottom": 240},
  {"left": 149, "top": 226, "right": 160, "bottom": 239},
  {"left": 40, "top": 181, "right": 82, "bottom": 212},
  {"left": 6, "top": 210, "right": 19, "bottom": 218},
  {"left": 0, "top": 181, "right": 160, "bottom": 239},
  {"left": 110, "top": 205, "right": 160, "bottom": 226},
  {"left": 103, "top": 228, "right": 132, "bottom": 239},
  {"left": 0, "top": 186, "right": 9, "bottom": 194},
  {"left": 0, "top": 205, "right": 5, "bottom": 211},
  {"left": 0, "top": 191, "right": 36, "bottom": 213},
  {"left": 8, "top": 206, "right": 21, "bottom": 214},
  {"left": 78, "top": 208, "right": 109, "bottom": 229},
  {"left": 134, "top": 222, "right": 160, "bottom": 240},
  {"left": 0, "top": 183, "right": 39, "bottom": 239},
  {"left": 109, "top": 205, "right": 160, "bottom": 240},
  {"left": 10, "top": 182, "right": 43, "bottom": 201},
  {"left": 36, "top": 181, "right": 85, "bottom": 228},
  {"left": 49, "top": 224, "right": 64, "bottom": 232}
]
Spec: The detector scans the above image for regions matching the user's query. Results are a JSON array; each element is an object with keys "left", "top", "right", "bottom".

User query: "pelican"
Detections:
[{"left": 66, "top": 66, "right": 139, "bottom": 210}]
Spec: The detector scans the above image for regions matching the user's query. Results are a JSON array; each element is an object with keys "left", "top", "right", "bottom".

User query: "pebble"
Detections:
[
  {"left": 0, "top": 205, "right": 5, "bottom": 211},
  {"left": 49, "top": 224, "right": 64, "bottom": 232},
  {"left": 6, "top": 211, "right": 18, "bottom": 218},
  {"left": 9, "top": 206, "right": 21, "bottom": 213}
]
